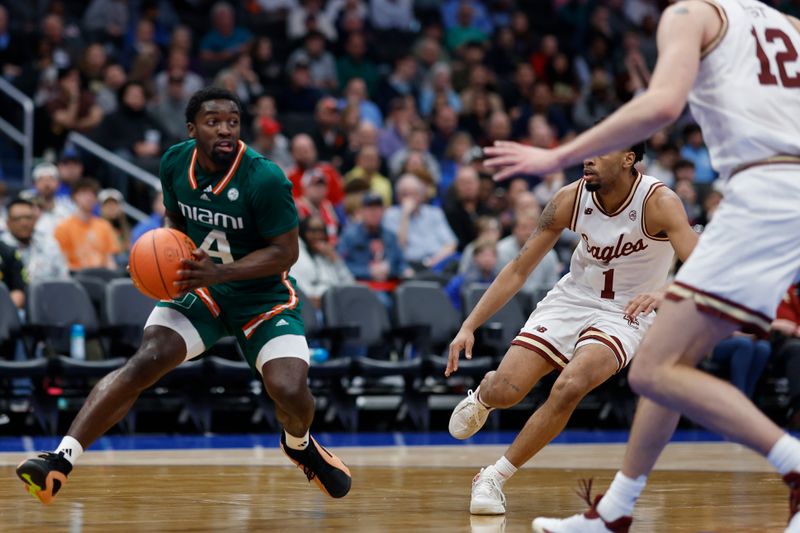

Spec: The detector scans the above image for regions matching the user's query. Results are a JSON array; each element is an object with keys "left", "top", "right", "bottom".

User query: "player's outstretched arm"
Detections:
[
  {"left": 175, "top": 227, "right": 300, "bottom": 292},
  {"left": 445, "top": 184, "right": 575, "bottom": 376},
  {"left": 484, "top": 0, "right": 719, "bottom": 181},
  {"left": 624, "top": 186, "right": 699, "bottom": 317}
]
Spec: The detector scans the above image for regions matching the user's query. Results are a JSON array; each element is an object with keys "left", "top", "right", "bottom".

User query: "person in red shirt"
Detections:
[
  {"left": 294, "top": 168, "right": 339, "bottom": 244},
  {"left": 286, "top": 133, "right": 344, "bottom": 206}
]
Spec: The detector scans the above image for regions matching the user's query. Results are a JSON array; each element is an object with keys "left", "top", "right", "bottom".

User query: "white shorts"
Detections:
[
  {"left": 512, "top": 277, "right": 655, "bottom": 372},
  {"left": 668, "top": 165, "right": 800, "bottom": 337}
]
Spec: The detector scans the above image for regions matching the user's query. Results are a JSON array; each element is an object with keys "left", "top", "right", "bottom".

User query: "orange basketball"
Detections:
[{"left": 129, "top": 228, "right": 196, "bottom": 300}]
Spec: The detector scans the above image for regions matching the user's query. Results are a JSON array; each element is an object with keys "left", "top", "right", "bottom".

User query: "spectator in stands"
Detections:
[
  {"left": 439, "top": 132, "right": 476, "bottom": 198},
  {"left": 525, "top": 114, "right": 557, "bottom": 149},
  {"left": 54, "top": 178, "right": 120, "bottom": 272},
  {"left": 645, "top": 142, "right": 680, "bottom": 188},
  {"left": 430, "top": 105, "right": 460, "bottom": 161},
  {"left": 709, "top": 334, "right": 772, "bottom": 399},
  {"left": 279, "top": 58, "right": 324, "bottom": 113},
  {"left": 458, "top": 215, "right": 502, "bottom": 274},
  {"left": 43, "top": 67, "right": 104, "bottom": 152},
  {"left": 446, "top": 238, "right": 498, "bottom": 311},
  {"left": 375, "top": 55, "right": 418, "bottom": 113},
  {"left": 680, "top": 123, "right": 717, "bottom": 187},
  {"left": 514, "top": 81, "right": 571, "bottom": 139},
  {"left": 383, "top": 174, "right": 457, "bottom": 272},
  {"left": 0, "top": 239, "right": 26, "bottom": 309},
  {"left": 460, "top": 65, "right": 504, "bottom": 118},
  {"left": 150, "top": 71, "right": 191, "bottom": 144},
  {"left": 497, "top": 177, "right": 529, "bottom": 234},
  {"left": 459, "top": 90, "right": 494, "bottom": 144},
  {"left": 445, "top": 2, "right": 490, "bottom": 51},
  {"left": 533, "top": 171, "right": 566, "bottom": 208},
  {"left": 82, "top": 0, "right": 128, "bottom": 45},
  {"left": 338, "top": 192, "right": 408, "bottom": 298},
  {"left": 295, "top": 169, "right": 340, "bottom": 243},
  {"left": 287, "top": 0, "right": 337, "bottom": 42},
  {"left": 122, "top": 18, "right": 162, "bottom": 73},
  {"left": 572, "top": 68, "right": 618, "bottom": 131},
  {"left": 93, "top": 81, "right": 166, "bottom": 192},
  {"left": 98, "top": 188, "right": 131, "bottom": 254},
  {"left": 369, "top": 0, "right": 418, "bottom": 32},
  {"left": 484, "top": 110, "right": 512, "bottom": 147},
  {"left": 389, "top": 126, "right": 441, "bottom": 184},
  {"left": 79, "top": 43, "right": 108, "bottom": 90},
  {"left": 252, "top": 117, "right": 293, "bottom": 172},
  {"left": 95, "top": 63, "right": 127, "bottom": 114},
  {"left": 287, "top": 30, "right": 338, "bottom": 92},
  {"left": 675, "top": 178, "right": 701, "bottom": 225},
  {"left": 249, "top": 36, "right": 283, "bottom": 91},
  {"left": 198, "top": 2, "right": 253, "bottom": 74},
  {"left": 154, "top": 48, "right": 204, "bottom": 103},
  {"left": 39, "top": 13, "right": 82, "bottom": 69},
  {"left": 337, "top": 33, "right": 380, "bottom": 98},
  {"left": 441, "top": 0, "right": 493, "bottom": 36},
  {"left": 213, "top": 52, "right": 264, "bottom": 109},
  {"left": 419, "top": 62, "right": 462, "bottom": 118},
  {"left": 131, "top": 192, "right": 165, "bottom": 244},
  {"left": 310, "top": 97, "right": 347, "bottom": 166},
  {"left": 29, "top": 162, "right": 74, "bottom": 238},
  {"left": 339, "top": 78, "right": 382, "bottom": 128},
  {"left": 378, "top": 98, "right": 413, "bottom": 160},
  {"left": 696, "top": 188, "right": 723, "bottom": 228},
  {"left": 673, "top": 158, "right": 696, "bottom": 183},
  {"left": 344, "top": 145, "right": 392, "bottom": 206},
  {"left": 287, "top": 134, "right": 344, "bottom": 206},
  {"left": 293, "top": 214, "right": 353, "bottom": 309},
  {"left": 444, "top": 166, "right": 491, "bottom": 252},
  {"left": 55, "top": 148, "right": 84, "bottom": 197},
  {"left": 497, "top": 211, "right": 561, "bottom": 296},
  {"left": 2, "top": 197, "right": 69, "bottom": 283},
  {"left": 501, "top": 62, "right": 535, "bottom": 113}
]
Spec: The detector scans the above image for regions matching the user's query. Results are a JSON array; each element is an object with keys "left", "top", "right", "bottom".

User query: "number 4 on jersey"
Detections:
[{"left": 200, "top": 229, "right": 234, "bottom": 264}]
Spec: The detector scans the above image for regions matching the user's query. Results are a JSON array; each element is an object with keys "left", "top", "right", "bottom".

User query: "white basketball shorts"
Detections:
[
  {"left": 667, "top": 164, "right": 800, "bottom": 337},
  {"left": 511, "top": 276, "right": 655, "bottom": 372}
]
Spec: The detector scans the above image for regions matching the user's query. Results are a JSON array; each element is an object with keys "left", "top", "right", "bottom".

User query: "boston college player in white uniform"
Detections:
[
  {"left": 482, "top": 0, "right": 800, "bottom": 531},
  {"left": 444, "top": 142, "right": 698, "bottom": 515}
]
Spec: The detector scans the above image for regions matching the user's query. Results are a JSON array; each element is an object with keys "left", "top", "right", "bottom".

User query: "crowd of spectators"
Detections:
[{"left": 2, "top": 0, "right": 800, "bottom": 412}]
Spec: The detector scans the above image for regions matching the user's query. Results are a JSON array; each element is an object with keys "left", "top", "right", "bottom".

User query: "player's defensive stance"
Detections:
[
  {"left": 16, "top": 87, "right": 351, "bottom": 504},
  {"left": 445, "top": 143, "right": 697, "bottom": 515}
]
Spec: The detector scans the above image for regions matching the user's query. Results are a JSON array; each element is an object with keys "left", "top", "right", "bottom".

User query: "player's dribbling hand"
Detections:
[
  {"left": 174, "top": 249, "right": 220, "bottom": 294},
  {"left": 624, "top": 291, "right": 664, "bottom": 318},
  {"left": 445, "top": 328, "right": 475, "bottom": 377},
  {"left": 483, "top": 141, "right": 563, "bottom": 182}
]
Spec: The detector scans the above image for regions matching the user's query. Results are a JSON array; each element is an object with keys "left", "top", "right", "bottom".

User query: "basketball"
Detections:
[{"left": 128, "top": 228, "right": 196, "bottom": 300}]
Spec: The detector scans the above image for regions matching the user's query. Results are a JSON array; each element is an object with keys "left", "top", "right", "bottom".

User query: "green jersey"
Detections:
[{"left": 159, "top": 139, "right": 298, "bottom": 296}]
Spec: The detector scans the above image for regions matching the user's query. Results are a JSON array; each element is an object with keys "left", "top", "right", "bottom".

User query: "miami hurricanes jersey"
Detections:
[
  {"left": 567, "top": 173, "right": 675, "bottom": 305},
  {"left": 689, "top": 0, "right": 800, "bottom": 177},
  {"left": 159, "top": 139, "right": 299, "bottom": 297}
]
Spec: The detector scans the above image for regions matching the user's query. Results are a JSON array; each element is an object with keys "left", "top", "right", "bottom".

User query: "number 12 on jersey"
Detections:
[{"left": 601, "top": 269, "right": 615, "bottom": 299}]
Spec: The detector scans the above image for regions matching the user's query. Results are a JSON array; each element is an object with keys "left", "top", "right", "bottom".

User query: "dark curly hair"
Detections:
[{"left": 184, "top": 87, "right": 242, "bottom": 124}]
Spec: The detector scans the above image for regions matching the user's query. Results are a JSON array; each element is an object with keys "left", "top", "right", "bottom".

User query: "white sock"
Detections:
[
  {"left": 54, "top": 436, "right": 84, "bottom": 465},
  {"left": 596, "top": 471, "right": 647, "bottom": 521},
  {"left": 492, "top": 456, "right": 517, "bottom": 482},
  {"left": 284, "top": 430, "right": 310, "bottom": 451},
  {"left": 768, "top": 434, "right": 800, "bottom": 475}
]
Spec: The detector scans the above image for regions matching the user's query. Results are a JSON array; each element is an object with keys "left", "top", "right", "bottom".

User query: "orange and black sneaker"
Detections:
[
  {"left": 16, "top": 451, "right": 72, "bottom": 504},
  {"left": 280, "top": 434, "right": 351, "bottom": 498}
]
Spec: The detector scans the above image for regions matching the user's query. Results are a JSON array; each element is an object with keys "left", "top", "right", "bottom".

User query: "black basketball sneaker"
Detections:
[
  {"left": 280, "top": 433, "right": 352, "bottom": 498},
  {"left": 17, "top": 451, "right": 73, "bottom": 504}
]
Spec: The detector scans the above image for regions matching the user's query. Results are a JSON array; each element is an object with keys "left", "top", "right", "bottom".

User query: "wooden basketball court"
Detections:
[{"left": 0, "top": 442, "right": 790, "bottom": 532}]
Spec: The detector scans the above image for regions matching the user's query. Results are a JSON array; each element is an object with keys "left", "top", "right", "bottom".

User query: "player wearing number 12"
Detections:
[
  {"left": 445, "top": 142, "right": 698, "bottom": 516},
  {"left": 16, "top": 87, "right": 351, "bottom": 504}
]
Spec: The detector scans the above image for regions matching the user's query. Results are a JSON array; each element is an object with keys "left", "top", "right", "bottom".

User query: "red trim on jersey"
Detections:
[
  {"left": 187, "top": 140, "right": 246, "bottom": 194},
  {"left": 194, "top": 288, "right": 221, "bottom": 317},
  {"left": 641, "top": 182, "right": 670, "bottom": 241},
  {"left": 570, "top": 180, "right": 584, "bottom": 231},
  {"left": 591, "top": 171, "right": 642, "bottom": 217}
]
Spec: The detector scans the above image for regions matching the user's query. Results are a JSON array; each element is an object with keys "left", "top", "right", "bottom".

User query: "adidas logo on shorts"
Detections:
[{"left": 276, "top": 319, "right": 289, "bottom": 327}]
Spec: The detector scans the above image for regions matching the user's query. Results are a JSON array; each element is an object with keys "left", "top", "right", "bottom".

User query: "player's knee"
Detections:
[
  {"left": 480, "top": 371, "right": 523, "bottom": 408},
  {"left": 122, "top": 342, "right": 183, "bottom": 391},
  {"left": 549, "top": 374, "right": 590, "bottom": 408},
  {"left": 263, "top": 375, "right": 307, "bottom": 405},
  {"left": 628, "top": 359, "right": 659, "bottom": 397}
]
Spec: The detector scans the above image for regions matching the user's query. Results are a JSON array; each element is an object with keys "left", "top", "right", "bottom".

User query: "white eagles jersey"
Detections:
[
  {"left": 566, "top": 173, "right": 675, "bottom": 305},
  {"left": 689, "top": 0, "right": 800, "bottom": 177}
]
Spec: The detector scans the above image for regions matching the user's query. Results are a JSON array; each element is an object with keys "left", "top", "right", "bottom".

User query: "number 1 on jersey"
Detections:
[
  {"left": 200, "top": 229, "right": 234, "bottom": 264},
  {"left": 601, "top": 268, "right": 615, "bottom": 299}
]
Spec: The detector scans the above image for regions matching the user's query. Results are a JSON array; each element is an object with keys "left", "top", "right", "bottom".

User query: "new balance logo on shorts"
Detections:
[{"left": 276, "top": 319, "right": 289, "bottom": 327}]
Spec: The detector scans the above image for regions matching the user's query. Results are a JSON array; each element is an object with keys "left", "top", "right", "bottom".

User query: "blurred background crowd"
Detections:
[{"left": 1, "top": 0, "right": 800, "bottom": 426}]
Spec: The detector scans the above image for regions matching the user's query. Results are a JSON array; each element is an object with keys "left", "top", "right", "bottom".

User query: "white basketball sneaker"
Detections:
[
  {"left": 470, "top": 468, "right": 506, "bottom": 515},
  {"left": 449, "top": 387, "right": 493, "bottom": 439},
  {"left": 532, "top": 480, "right": 632, "bottom": 533}
]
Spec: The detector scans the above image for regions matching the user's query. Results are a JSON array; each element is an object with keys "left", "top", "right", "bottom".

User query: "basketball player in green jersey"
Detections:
[{"left": 16, "top": 87, "right": 352, "bottom": 504}]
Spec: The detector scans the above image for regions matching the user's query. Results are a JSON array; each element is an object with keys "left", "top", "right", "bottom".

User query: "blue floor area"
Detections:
[{"left": 0, "top": 430, "right": 729, "bottom": 453}]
